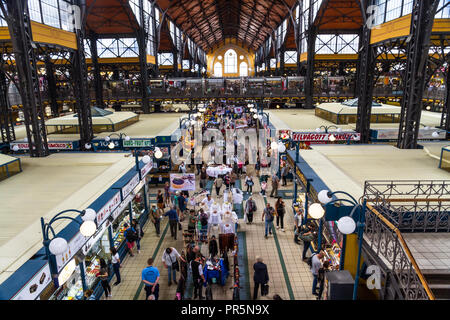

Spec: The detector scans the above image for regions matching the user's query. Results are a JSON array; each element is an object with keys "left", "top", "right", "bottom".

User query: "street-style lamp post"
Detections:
[
  {"left": 103, "top": 133, "right": 161, "bottom": 169},
  {"left": 316, "top": 189, "right": 367, "bottom": 300},
  {"left": 315, "top": 125, "right": 343, "bottom": 143},
  {"left": 41, "top": 209, "right": 97, "bottom": 287}
]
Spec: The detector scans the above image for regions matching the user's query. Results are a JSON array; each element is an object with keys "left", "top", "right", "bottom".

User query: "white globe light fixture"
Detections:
[
  {"left": 337, "top": 216, "right": 357, "bottom": 235},
  {"left": 155, "top": 150, "right": 163, "bottom": 159},
  {"left": 142, "top": 155, "right": 151, "bottom": 164},
  {"left": 80, "top": 220, "right": 97, "bottom": 237},
  {"left": 270, "top": 141, "right": 278, "bottom": 150},
  {"left": 84, "top": 143, "right": 92, "bottom": 150},
  {"left": 49, "top": 237, "right": 68, "bottom": 255},
  {"left": 82, "top": 208, "right": 96, "bottom": 222},
  {"left": 337, "top": 127, "right": 342, "bottom": 133},
  {"left": 278, "top": 142, "right": 286, "bottom": 153},
  {"left": 318, "top": 190, "right": 333, "bottom": 204},
  {"left": 124, "top": 136, "right": 131, "bottom": 141},
  {"left": 253, "top": 114, "right": 258, "bottom": 119},
  {"left": 309, "top": 203, "right": 325, "bottom": 219},
  {"left": 12, "top": 145, "right": 19, "bottom": 152},
  {"left": 329, "top": 134, "right": 336, "bottom": 142},
  {"left": 104, "top": 136, "right": 111, "bottom": 142},
  {"left": 315, "top": 127, "right": 321, "bottom": 133},
  {"left": 432, "top": 131, "right": 440, "bottom": 138},
  {"left": 108, "top": 142, "right": 115, "bottom": 149}
]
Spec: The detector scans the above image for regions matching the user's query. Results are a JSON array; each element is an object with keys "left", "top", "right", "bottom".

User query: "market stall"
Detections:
[
  {"left": 286, "top": 150, "right": 342, "bottom": 270},
  {"left": 206, "top": 165, "right": 233, "bottom": 178}
]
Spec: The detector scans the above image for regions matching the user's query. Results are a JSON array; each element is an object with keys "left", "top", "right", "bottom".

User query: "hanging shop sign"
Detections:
[
  {"left": 11, "top": 142, "right": 75, "bottom": 151},
  {"left": 123, "top": 140, "right": 153, "bottom": 148},
  {"left": 96, "top": 191, "right": 121, "bottom": 225},
  {"left": 170, "top": 173, "right": 196, "bottom": 191},
  {"left": 121, "top": 173, "right": 140, "bottom": 199},
  {"left": 234, "top": 106, "right": 243, "bottom": 114},
  {"left": 11, "top": 264, "right": 52, "bottom": 300},
  {"left": 292, "top": 132, "right": 361, "bottom": 142},
  {"left": 55, "top": 232, "right": 90, "bottom": 272}
]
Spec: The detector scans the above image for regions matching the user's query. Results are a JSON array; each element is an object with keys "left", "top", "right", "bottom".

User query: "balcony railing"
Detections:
[
  {"left": 364, "top": 204, "right": 434, "bottom": 300},
  {"left": 37, "top": 79, "right": 447, "bottom": 102},
  {"left": 364, "top": 180, "right": 450, "bottom": 232}
]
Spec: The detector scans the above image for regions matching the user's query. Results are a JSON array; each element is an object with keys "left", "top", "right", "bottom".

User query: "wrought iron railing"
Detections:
[
  {"left": 364, "top": 180, "right": 450, "bottom": 200},
  {"left": 364, "top": 204, "right": 435, "bottom": 300},
  {"left": 364, "top": 180, "right": 450, "bottom": 232},
  {"left": 370, "top": 198, "right": 450, "bottom": 232}
]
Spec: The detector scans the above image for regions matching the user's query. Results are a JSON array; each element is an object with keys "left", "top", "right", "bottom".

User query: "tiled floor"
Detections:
[
  {"left": 105, "top": 167, "right": 316, "bottom": 300},
  {"left": 403, "top": 233, "right": 450, "bottom": 270}
]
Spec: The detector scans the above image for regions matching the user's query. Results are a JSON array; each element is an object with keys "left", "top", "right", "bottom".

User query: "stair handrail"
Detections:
[{"left": 365, "top": 203, "right": 435, "bottom": 300}]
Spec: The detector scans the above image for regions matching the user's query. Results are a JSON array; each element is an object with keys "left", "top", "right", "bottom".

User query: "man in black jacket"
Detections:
[
  {"left": 253, "top": 256, "right": 269, "bottom": 300},
  {"left": 191, "top": 253, "right": 206, "bottom": 300}
]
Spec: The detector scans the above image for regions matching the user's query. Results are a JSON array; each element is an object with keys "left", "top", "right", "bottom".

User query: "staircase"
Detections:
[{"left": 422, "top": 270, "right": 450, "bottom": 300}]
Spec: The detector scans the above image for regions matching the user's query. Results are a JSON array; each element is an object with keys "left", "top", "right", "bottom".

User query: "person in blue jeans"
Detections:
[
  {"left": 110, "top": 247, "right": 121, "bottom": 286},
  {"left": 261, "top": 203, "right": 275, "bottom": 238},
  {"left": 164, "top": 206, "right": 179, "bottom": 240},
  {"left": 310, "top": 251, "right": 324, "bottom": 296},
  {"left": 162, "top": 247, "right": 186, "bottom": 286},
  {"left": 142, "top": 258, "right": 160, "bottom": 300}
]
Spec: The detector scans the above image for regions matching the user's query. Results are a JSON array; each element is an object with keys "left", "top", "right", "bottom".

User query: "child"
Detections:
[{"left": 260, "top": 180, "right": 267, "bottom": 197}]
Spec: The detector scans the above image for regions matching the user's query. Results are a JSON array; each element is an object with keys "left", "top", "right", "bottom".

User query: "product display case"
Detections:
[
  {"left": 50, "top": 265, "right": 84, "bottom": 301},
  {"left": 84, "top": 233, "right": 111, "bottom": 290},
  {"left": 112, "top": 208, "right": 131, "bottom": 249},
  {"left": 316, "top": 220, "right": 342, "bottom": 269},
  {"left": 132, "top": 191, "right": 145, "bottom": 220}
]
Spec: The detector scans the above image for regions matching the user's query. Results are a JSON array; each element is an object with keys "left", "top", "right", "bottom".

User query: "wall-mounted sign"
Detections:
[
  {"left": 93, "top": 140, "right": 120, "bottom": 149},
  {"left": 55, "top": 232, "right": 89, "bottom": 272},
  {"left": 140, "top": 160, "right": 153, "bottom": 179},
  {"left": 292, "top": 132, "right": 361, "bottom": 142},
  {"left": 11, "top": 264, "right": 52, "bottom": 300},
  {"left": 11, "top": 142, "right": 74, "bottom": 150},
  {"left": 374, "top": 129, "right": 445, "bottom": 140},
  {"left": 96, "top": 191, "right": 121, "bottom": 225},
  {"left": 111, "top": 193, "right": 134, "bottom": 221},
  {"left": 121, "top": 173, "right": 140, "bottom": 199},
  {"left": 81, "top": 219, "right": 109, "bottom": 256},
  {"left": 123, "top": 140, "right": 153, "bottom": 148}
]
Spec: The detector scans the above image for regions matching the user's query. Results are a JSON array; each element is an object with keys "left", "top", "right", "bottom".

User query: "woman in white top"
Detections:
[
  {"left": 162, "top": 247, "right": 186, "bottom": 286},
  {"left": 111, "top": 247, "right": 121, "bottom": 286},
  {"left": 201, "top": 194, "right": 214, "bottom": 209},
  {"left": 220, "top": 221, "right": 235, "bottom": 234}
]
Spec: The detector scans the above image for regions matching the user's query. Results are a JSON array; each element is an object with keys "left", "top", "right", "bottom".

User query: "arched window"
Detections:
[
  {"left": 224, "top": 49, "right": 237, "bottom": 73},
  {"left": 239, "top": 62, "right": 248, "bottom": 77},
  {"left": 214, "top": 62, "right": 223, "bottom": 77}
]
